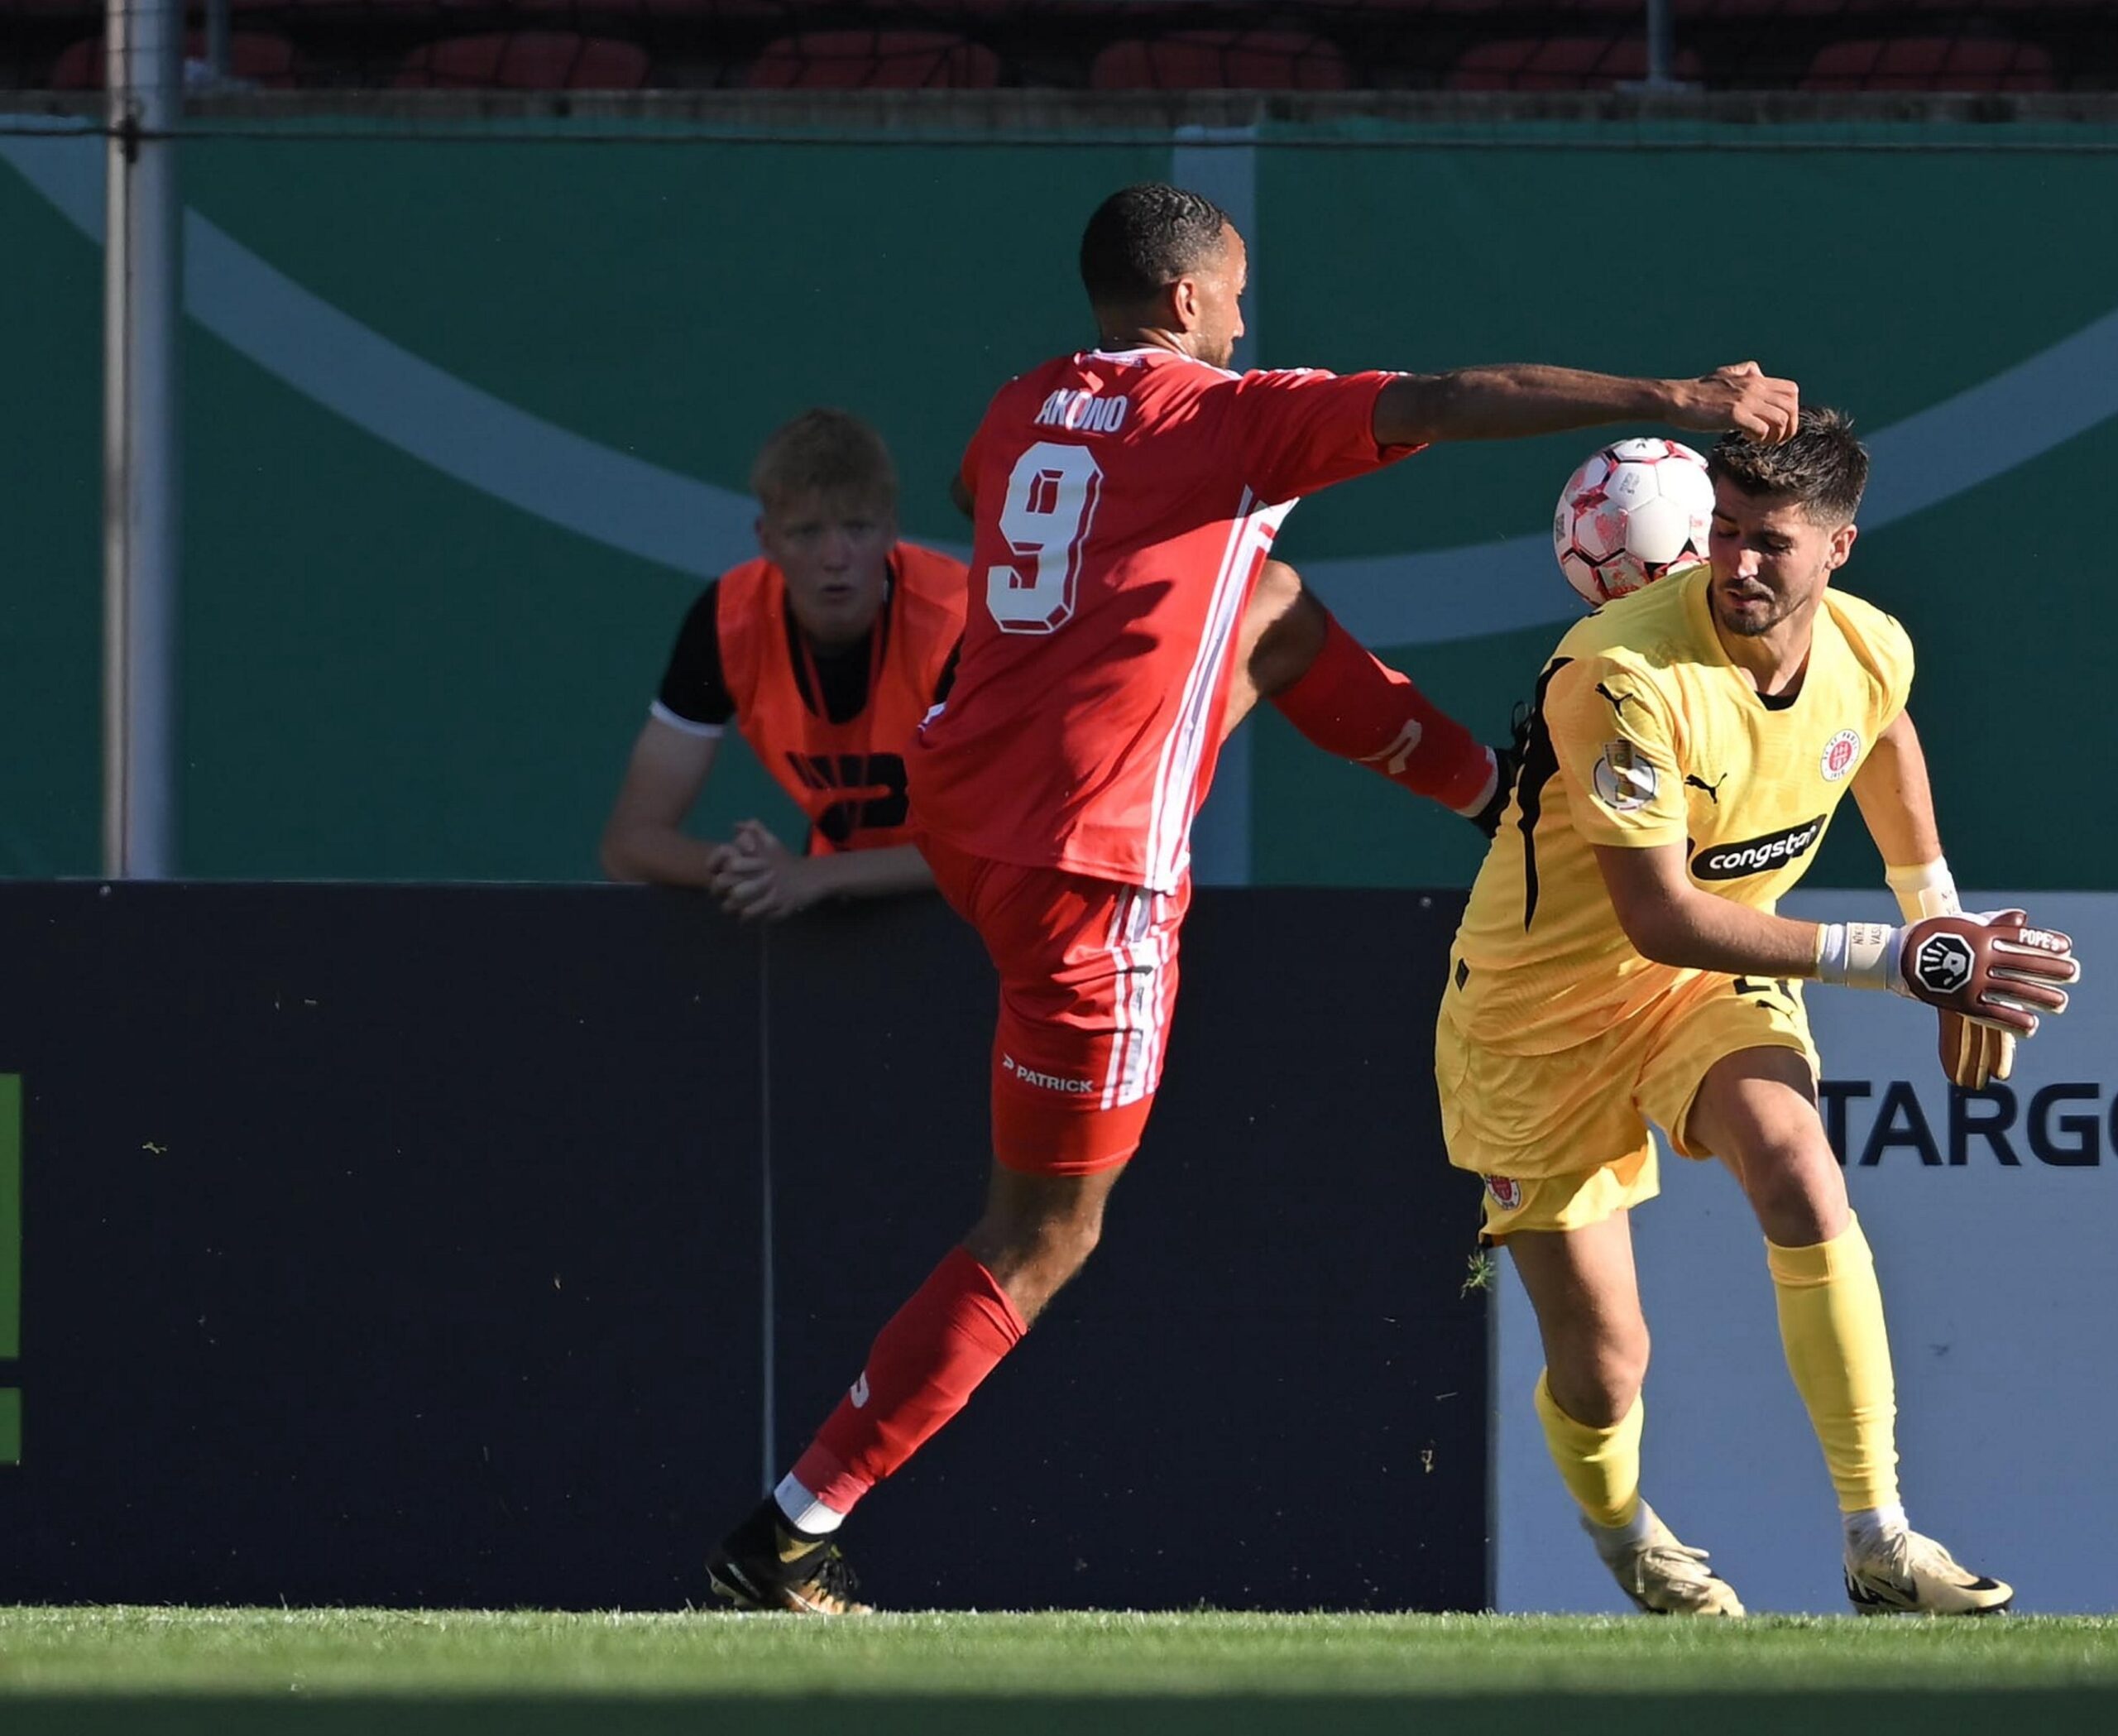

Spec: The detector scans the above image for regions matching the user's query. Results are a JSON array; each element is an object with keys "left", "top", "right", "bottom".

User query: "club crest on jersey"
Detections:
[
  {"left": 1592, "top": 741, "right": 1658, "bottom": 813},
  {"left": 1912, "top": 933, "right": 1976, "bottom": 995},
  {"left": 1486, "top": 1176, "right": 1523, "bottom": 1211},
  {"left": 1820, "top": 728, "right": 1862, "bottom": 782}
]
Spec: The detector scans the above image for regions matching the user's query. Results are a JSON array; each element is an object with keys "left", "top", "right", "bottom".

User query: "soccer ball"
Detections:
[{"left": 1552, "top": 438, "right": 1715, "bottom": 607}]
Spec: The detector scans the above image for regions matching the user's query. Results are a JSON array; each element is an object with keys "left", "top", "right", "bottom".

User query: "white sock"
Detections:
[
  {"left": 1450, "top": 749, "right": 1502, "bottom": 818},
  {"left": 773, "top": 1473, "right": 846, "bottom": 1537},
  {"left": 1586, "top": 1498, "right": 1656, "bottom": 1561},
  {"left": 1843, "top": 1503, "right": 1908, "bottom": 1556}
]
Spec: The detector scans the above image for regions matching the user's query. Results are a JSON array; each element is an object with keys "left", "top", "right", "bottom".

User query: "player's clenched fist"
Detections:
[
  {"left": 1663, "top": 362, "right": 1800, "bottom": 444},
  {"left": 1818, "top": 910, "right": 2080, "bottom": 1038}
]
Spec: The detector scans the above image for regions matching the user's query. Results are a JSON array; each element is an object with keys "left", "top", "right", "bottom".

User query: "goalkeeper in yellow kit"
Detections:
[{"left": 1440, "top": 408, "right": 2081, "bottom": 1615}]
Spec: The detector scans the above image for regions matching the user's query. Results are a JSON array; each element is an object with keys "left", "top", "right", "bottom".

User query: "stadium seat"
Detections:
[
  {"left": 1800, "top": 36, "right": 2058, "bottom": 92},
  {"left": 1671, "top": 0, "right": 1854, "bottom": 17},
  {"left": 394, "top": 32, "right": 652, "bottom": 89},
  {"left": 744, "top": 31, "right": 1003, "bottom": 89},
  {"left": 47, "top": 30, "right": 298, "bottom": 89},
  {"left": 1089, "top": 31, "right": 1353, "bottom": 92},
  {"left": 421, "top": 0, "right": 778, "bottom": 17},
  {"left": 1314, "top": 1, "right": 1511, "bottom": 13},
  {"left": 1448, "top": 36, "right": 1705, "bottom": 90}
]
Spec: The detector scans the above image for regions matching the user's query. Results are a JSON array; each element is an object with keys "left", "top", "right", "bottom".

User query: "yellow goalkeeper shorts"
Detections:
[{"left": 1435, "top": 968, "right": 1819, "bottom": 1241}]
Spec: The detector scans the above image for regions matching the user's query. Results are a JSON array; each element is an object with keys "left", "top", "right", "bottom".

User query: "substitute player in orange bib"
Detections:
[
  {"left": 601, "top": 410, "right": 1500, "bottom": 918},
  {"left": 706, "top": 182, "right": 1803, "bottom": 1613},
  {"left": 600, "top": 410, "right": 964, "bottom": 917},
  {"left": 1440, "top": 410, "right": 2080, "bottom": 1615}
]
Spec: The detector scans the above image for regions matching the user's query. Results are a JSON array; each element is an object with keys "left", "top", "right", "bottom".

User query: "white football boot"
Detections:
[
  {"left": 1845, "top": 1526, "right": 2013, "bottom": 1616},
  {"left": 1592, "top": 1504, "right": 1747, "bottom": 1617}
]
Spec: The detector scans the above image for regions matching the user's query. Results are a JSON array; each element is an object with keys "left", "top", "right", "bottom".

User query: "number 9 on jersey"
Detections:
[{"left": 986, "top": 442, "right": 1104, "bottom": 635}]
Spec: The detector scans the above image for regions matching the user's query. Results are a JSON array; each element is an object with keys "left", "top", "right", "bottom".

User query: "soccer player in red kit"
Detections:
[{"left": 707, "top": 183, "right": 1800, "bottom": 1613}]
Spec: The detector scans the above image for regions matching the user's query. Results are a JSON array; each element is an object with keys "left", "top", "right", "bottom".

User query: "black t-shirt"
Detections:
[{"left": 655, "top": 579, "right": 955, "bottom": 730}]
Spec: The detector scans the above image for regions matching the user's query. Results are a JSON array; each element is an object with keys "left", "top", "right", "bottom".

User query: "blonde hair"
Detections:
[{"left": 750, "top": 409, "right": 898, "bottom": 517}]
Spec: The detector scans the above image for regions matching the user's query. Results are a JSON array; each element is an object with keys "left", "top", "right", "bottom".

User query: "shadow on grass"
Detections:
[{"left": 4, "top": 1694, "right": 2116, "bottom": 1736}]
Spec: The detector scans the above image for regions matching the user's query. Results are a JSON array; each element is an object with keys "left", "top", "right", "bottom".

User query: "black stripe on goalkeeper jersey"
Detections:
[{"left": 1515, "top": 658, "right": 1572, "bottom": 932}]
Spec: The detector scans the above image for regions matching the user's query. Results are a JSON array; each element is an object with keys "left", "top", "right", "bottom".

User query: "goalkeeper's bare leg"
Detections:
[
  {"left": 1509, "top": 1215, "right": 1747, "bottom": 1615},
  {"left": 1686, "top": 1046, "right": 2011, "bottom": 1614}
]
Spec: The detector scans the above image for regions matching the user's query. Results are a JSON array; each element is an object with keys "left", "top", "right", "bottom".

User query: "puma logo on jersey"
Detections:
[
  {"left": 1596, "top": 682, "right": 1637, "bottom": 717},
  {"left": 1033, "top": 388, "right": 1130, "bottom": 434},
  {"left": 1685, "top": 772, "right": 1728, "bottom": 804}
]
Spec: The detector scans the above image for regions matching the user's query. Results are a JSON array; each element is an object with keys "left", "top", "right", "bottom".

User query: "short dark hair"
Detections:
[
  {"left": 1708, "top": 407, "right": 1870, "bottom": 526},
  {"left": 1078, "top": 183, "right": 1234, "bottom": 309},
  {"left": 750, "top": 408, "right": 897, "bottom": 517}
]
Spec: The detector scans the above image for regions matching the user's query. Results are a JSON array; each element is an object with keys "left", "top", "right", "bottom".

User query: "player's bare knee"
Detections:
[
  {"left": 1544, "top": 1314, "right": 1647, "bottom": 1426},
  {"left": 1731, "top": 1132, "right": 1847, "bottom": 1245},
  {"left": 1549, "top": 1352, "right": 1645, "bottom": 1431},
  {"left": 970, "top": 1190, "right": 1105, "bottom": 1275},
  {"left": 1024, "top": 1207, "right": 1101, "bottom": 1274},
  {"left": 1603, "top": 1316, "right": 1651, "bottom": 1404}
]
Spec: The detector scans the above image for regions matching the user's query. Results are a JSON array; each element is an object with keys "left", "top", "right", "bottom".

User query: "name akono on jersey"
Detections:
[{"left": 1033, "top": 389, "right": 1130, "bottom": 434}]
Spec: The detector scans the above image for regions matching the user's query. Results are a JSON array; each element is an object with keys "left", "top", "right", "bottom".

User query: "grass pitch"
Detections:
[{"left": 2, "top": 1609, "right": 2115, "bottom": 1735}]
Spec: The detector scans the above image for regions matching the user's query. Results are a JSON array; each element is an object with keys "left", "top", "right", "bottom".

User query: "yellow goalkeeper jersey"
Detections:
[{"left": 1448, "top": 564, "right": 1914, "bottom": 1054}]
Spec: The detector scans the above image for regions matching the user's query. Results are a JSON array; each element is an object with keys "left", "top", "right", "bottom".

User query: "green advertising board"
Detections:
[{"left": 2, "top": 113, "right": 2113, "bottom": 889}]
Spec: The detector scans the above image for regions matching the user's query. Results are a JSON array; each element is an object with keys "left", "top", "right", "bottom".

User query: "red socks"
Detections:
[
  {"left": 1270, "top": 614, "right": 1495, "bottom": 814},
  {"left": 790, "top": 1246, "right": 1028, "bottom": 1517}
]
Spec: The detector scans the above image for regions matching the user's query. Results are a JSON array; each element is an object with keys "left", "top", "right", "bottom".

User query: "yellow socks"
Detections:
[
  {"left": 1766, "top": 1212, "right": 1900, "bottom": 1513},
  {"left": 1534, "top": 1369, "right": 1644, "bottom": 1531}
]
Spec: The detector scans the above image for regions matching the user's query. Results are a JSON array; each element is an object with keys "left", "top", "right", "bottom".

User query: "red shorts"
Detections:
[{"left": 922, "top": 834, "right": 1189, "bottom": 1176}]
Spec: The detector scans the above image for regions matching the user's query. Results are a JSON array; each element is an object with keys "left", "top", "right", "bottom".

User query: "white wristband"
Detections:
[
  {"left": 1815, "top": 920, "right": 1908, "bottom": 995},
  {"left": 1885, "top": 858, "right": 1960, "bottom": 923}
]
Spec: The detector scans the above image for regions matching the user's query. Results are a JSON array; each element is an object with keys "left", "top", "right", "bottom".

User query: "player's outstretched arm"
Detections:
[
  {"left": 1593, "top": 837, "right": 2082, "bottom": 1041},
  {"left": 1593, "top": 841, "right": 1828, "bottom": 979},
  {"left": 1373, "top": 362, "right": 1799, "bottom": 448}
]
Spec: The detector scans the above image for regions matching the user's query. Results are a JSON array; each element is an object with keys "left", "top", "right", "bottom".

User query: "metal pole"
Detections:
[
  {"left": 1645, "top": 0, "right": 1675, "bottom": 89},
  {"left": 206, "top": 0, "right": 232, "bottom": 84},
  {"left": 103, "top": 0, "right": 184, "bottom": 879}
]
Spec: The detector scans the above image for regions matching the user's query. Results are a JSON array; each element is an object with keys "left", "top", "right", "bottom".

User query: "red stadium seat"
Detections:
[
  {"left": 395, "top": 32, "right": 652, "bottom": 89},
  {"left": 1800, "top": 36, "right": 2058, "bottom": 92},
  {"left": 403, "top": 0, "right": 780, "bottom": 17},
  {"left": 1315, "top": 1, "right": 1512, "bottom": 13},
  {"left": 48, "top": 30, "right": 298, "bottom": 90},
  {"left": 1090, "top": 31, "right": 1353, "bottom": 92},
  {"left": 745, "top": 31, "right": 1002, "bottom": 90},
  {"left": 1670, "top": 0, "right": 1855, "bottom": 17},
  {"left": 1448, "top": 36, "right": 1704, "bottom": 91}
]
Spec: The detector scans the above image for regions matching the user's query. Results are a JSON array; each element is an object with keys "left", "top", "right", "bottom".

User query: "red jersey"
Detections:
[{"left": 908, "top": 348, "right": 1417, "bottom": 890}]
